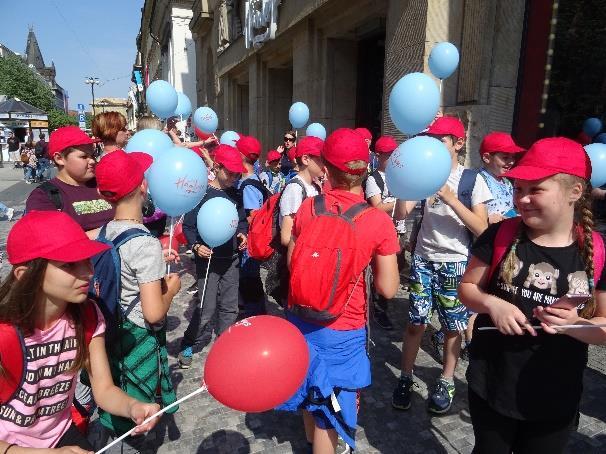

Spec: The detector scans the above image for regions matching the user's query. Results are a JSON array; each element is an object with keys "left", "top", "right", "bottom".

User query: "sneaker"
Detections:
[
  {"left": 25, "top": 180, "right": 32, "bottom": 184},
  {"left": 431, "top": 331, "right": 445, "bottom": 364},
  {"left": 374, "top": 309, "right": 394, "bottom": 330},
  {"left": 178, "top": 346, "right": 193, "bottom": 369},
  {"left": 6, "top": 208, "right": 14, "bottom": 221},
  {"left": 186, "top": 282, "right": 198, "bottom": 295},
  {"left": 392, "top": 375, "right": 414, "bottom": 410},
  {"left": 428, "top": 378, "right": 455, "bottom": 414}
]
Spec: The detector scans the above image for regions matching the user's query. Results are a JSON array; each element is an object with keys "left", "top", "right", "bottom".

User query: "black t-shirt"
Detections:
[
  {"left": 7, "top": 137, "right": 19, "bottom": 151},
  {"left": 467, "top": 222, "right": 606, "bottom": 421}
]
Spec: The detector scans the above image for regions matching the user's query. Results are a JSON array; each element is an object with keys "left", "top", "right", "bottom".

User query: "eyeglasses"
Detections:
[{"left": 284, "top": 136, "right": 295, "bottom": 142}]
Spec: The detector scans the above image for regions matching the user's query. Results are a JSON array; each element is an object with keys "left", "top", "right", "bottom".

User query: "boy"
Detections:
[
  {"left": 237, "top": 135, "right": 268, "bottom": 315},
  {"left": 279, "top": 128, "right": 400, "bottom": 453},
  {"left": 259, "top": 149, "right": 286, "bottom": 194},
  {"left": 265, "top": 137, "right": 324, "bottom": 306},
  {"left": 26, "top": 126, "right": 114, "bottom": 238},
  {"left": 178, "top": 145, "right": 248, "bottom": 368},
  {"left": 94, "top": 150, "right": 181, "bottom": 447},
  {"left": 392, "top": 116, "right": 491, "bottom": 414},
  {"left": 364, "top": 135, "right": 402, "bottom": 330}
]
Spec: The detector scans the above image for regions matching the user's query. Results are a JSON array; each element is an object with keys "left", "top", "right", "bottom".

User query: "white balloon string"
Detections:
[
  {"left": 199, "top": 254, "right": 212, "bottom": 309},
  {"left": 94, "top": 385, "right": 208, "bottom": 454},
  {"left": 167, "top": 216, "right": 175, "bottom": 274},
  {"left": 439, "top": 79, "right": 443, "bottom": 93},
  {"left": 478, "top": 323, "right": 606, "bottom": 332}
]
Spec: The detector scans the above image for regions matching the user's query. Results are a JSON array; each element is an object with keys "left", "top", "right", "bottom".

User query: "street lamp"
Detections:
[{"left": 85, "top": 77, "right": 100, "bottom": 116}]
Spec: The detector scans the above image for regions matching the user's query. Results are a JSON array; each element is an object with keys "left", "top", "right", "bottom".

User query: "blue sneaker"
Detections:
[
  {"left": 428, "top": 378, "right": 455, "bottom": 414},
  {"left": 178, "top": 346, "right": 193, "bottom": 369},
  {"left": 392, "top": 375, "right": 415, "bottom": 410}
]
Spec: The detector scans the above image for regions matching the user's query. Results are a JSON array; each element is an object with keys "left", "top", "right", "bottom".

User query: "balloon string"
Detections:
[
  {"left": 199, "top": 254, "right": 212, "bottom": 309},
  {"left": 167, "top": 216, "right": 175, "bottom": 274},
  {"left": 439, "top": 79, "right": 443, "bottom": 93},
  {"left": 94, "top": 385, "right": 208, "bottom": 454}
]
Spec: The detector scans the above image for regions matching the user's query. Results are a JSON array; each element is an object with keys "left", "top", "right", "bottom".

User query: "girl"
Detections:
[
  {"left": 459, "top": 137, "right": 606, "bottom": 453},
  {"left": 0, "top": 211, "right": 160, "bottom": 453}
]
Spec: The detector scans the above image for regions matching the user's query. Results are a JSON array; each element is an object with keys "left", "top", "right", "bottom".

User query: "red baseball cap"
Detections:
[
  {"left": 426, "top": 116, "right": 465, "bottom": 139},
  {"left": 480, "top": 132, "right": 525, "bottom": 155},
  {"left": 504, "top": 137, "right": 591, "bottom": 181},
  {"left": 323, "top": 128, "right": 369, "bottom": 175},
  {"left": 354, "top": 127, "right": 372, "bottom": 141},
  {"left": 375, "top": 136, "right": 398, "bottom": 154},
  {"left": 214, "top": 144, "right": 246, "bottom": 173},
  {"left": 7, "top": 211, "right": 110, "bottom": 264},
  {"left": 287, "top": 146, "right": 297, "bottom": 162},
  {"left": 266, "top": 150, "right": 281, "bottom": 162},
  {"left": 295, "top": 136, "right": 323, "bottom": 158},
  {"left": 96, "top": 150, "right": 153, "bottom": 202},
  {"left": 48, "top": 126, "right": 100, "bottom": 158},
  {"left": 236, "top": 135, "right": 262, "bottom": 161}
]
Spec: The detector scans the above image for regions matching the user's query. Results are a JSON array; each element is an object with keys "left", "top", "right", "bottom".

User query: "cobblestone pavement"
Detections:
[{"left": 1, "top": 167, "right": 605, "bottom": 453}]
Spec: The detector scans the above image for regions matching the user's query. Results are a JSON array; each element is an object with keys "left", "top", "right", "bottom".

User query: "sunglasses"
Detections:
[{"left": 284, "top": 136, "right": 295, "bottom": 142}]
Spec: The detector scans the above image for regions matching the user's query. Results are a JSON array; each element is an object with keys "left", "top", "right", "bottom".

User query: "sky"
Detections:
[{"left": 0, "top": 0, "right": 144, "bottom": 111}]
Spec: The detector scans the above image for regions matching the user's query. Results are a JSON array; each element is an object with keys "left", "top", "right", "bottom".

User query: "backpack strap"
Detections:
[
  {"left": 286, "top": 178, "right": 308, "bottom": 199},
  {"left": 592, "top": 232, "right": 605, "bottom": 285},
  {"left": 82, "top": 300, "right": 99, "bottom": 346},
  {"left": 373, "top": 170, "right": 385, "bottom": 197},
  {"left": 487, "top": 217, "right": 521, "bottom": 283},
  {"left": 37, "top": 181, "right": 63, "bottom": 211},
  {"left": 241, "top": 178, "right": 270, "bottom": 202},
  {"left": 0, "top": 324, "right": 26, "bottom": 404},
  {"left": 111, "top": 228, "right": 153, "bottom": 249},
  {"left": 458, "top": 168, "right": 479, "bottom": 210},
  {"left": 312, "top": 194, "right": 371, "bottom": 223}
]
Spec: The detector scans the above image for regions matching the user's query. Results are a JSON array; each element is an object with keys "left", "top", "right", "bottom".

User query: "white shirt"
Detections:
[{"left": 278, "top": 175, "right": 319, "bottom": 227}]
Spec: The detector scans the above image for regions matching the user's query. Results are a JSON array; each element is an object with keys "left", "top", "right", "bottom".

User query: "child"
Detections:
[
  {"left": 364, "top": 135, "right": 402, "bottom": 331},
  {"left": 459, "top": 137, "right": 606, "bottom": 453},
  {"left": 392, "top": 116, "right": 491, "bottom": 414},
  {"left": 279, "top": 128, "right": 400, "bottom": 453},
  {"left": 93, "top": 150, "right": 181, "bottom": 448},
  {"left": 0, "top": 211, "right": 160, "bottom": 451},
  {"left": 478, "top": 132, "right": 525, "bottom": 224},
  {"left": 265, "top": 137, "right": 324, "bottom": 306},
  {"left": 178, "top": 145, "right": 248, "bottom": 368},
  {"left": 237, "top": 135, "right": 268, "bottom": 316},
  {"left": 26, "top": 126, "right": 115, "bottom": 238},
  {"left": 259, "top": 149, "right": 286, "bottom": 194}
]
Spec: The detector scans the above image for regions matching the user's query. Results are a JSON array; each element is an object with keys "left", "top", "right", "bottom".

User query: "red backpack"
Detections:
[
  {"left": 487, "top": 217, "right": 605, "bottom": 283},
  {"left": 288, "top": 195, "right": 373, "bottom": 323},
  {"left": 247, "top": 179, "right": 307, "bottom": 260},
  {"left": 0, "top": 301, "right": 98, "bottom": 404}
]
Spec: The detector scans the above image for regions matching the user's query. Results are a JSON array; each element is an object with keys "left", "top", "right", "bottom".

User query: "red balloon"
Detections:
[
  {"left": 159, "top": 234, "right": 179, "bottom": 251},
  {"left": 174, "top": 222, "right": 187, "bottom": 245},
  {"left": 204, "top": 315, "right": 309, "bottom": 412}
]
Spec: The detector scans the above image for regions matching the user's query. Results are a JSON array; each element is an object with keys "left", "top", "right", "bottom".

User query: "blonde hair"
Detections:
[
  {"left": 326, "top": 160, "right": 367, "bottom": 189},
  {"left": 500, "top": 174, "right": 596, "bottom": 318},
  {"left": 137, "top": 116, "right": 163, "bottom": 131}
]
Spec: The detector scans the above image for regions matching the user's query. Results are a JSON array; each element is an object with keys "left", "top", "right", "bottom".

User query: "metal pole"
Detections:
[{"left": 91, "top": 83, "right": 96, "bottom": 116}]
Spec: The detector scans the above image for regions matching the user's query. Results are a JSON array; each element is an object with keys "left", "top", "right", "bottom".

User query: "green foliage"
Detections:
[
  {"left": 47, "top": 109, "right": 77, "bottom": 130},
  {"left": 0, "top": 54, "right": 54, "bottom": 112}
]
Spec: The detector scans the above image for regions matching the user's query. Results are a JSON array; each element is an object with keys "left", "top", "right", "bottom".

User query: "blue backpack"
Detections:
[{"left": 88, "top": 225, "right": 153, "bottom": 343}]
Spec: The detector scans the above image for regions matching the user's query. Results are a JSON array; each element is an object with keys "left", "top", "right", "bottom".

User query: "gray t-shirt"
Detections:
[
  {"left": 278, "top": 176, "right": 319, "bottom": 226},
  {"left": 104, "top": 221, "right": 166, "bottom": 329}
]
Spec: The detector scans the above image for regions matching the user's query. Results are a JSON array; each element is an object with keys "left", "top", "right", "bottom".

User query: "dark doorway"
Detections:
[{"left": 355, "top": 32, "right": 386, "bottom": 140}]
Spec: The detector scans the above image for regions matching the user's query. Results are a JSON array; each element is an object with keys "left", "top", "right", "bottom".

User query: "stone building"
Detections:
[
  {"left": 186, "top": 0, "right": 577, "bottom": 166},
  {"left": 90, "top": 97, "right": 129, "bottom": 121}
]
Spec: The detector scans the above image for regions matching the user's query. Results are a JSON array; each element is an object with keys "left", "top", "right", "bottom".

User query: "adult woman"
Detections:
[
  {"left": 277, "top": 130, "right": 297, "bottom": 177},
  {"left": 92, "top": 111, "right": 130, "bottom": 156}
]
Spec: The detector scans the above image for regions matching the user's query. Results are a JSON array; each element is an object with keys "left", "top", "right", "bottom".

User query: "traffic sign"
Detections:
[
  {"left": 78, "top": 113, "right": 86, "bottom": 123},
  {"left": 77, "top": 103, "right": 85, "bottom": 111}
]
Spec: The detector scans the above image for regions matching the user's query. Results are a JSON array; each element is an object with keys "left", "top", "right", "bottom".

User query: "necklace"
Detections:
[{"left": 113, "top": 218, "right": 142, "bottom": 223}]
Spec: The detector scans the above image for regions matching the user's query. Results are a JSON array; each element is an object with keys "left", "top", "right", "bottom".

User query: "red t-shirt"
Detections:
[{"left": 291, "top": 189, "right": 400, "bottom": 330}]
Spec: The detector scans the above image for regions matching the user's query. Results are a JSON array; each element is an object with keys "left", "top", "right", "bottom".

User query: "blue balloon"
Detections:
[
  {"left": 585, "top": 143, "right": 606, "bottom": 188},
  {"left": 193, "top": 106, "right": 218, "bottom": 134},
  {"left": 220, "top": 130, "right": 240, "bottom": 147},
  {"left": 289, "top": 102, "right": 309, "bottom": 129},
  {"left": 196, "top": 197, "right": 239, "bottom": 248},
  {"left": 146, "top": 80, "right": 178, "bottom": 119},
  {"left": 306, "top": 123, "right": 326, "bottom": 140},
  {"left": 385, "top": 136, "right": 451, "bottom": 200},
  {"left": 428, "top": 42, "right": 460, "bottom": 80},
  {"left": 174, "top": 92, "right": 192, "bottom": 119},
  {"left": 389, "top": 72, "right": 440, "bottom": 136},
  {"left": 596, "top": 133, "right": 606, "bottom": 144},
  {"left": 147, "top": 147, "right": 208, "bottom": 217},
  {"left": 125, "top": 129, "right": 173, "bottom": 159},
  {"left": 583, "top": 117, "right": 603, "bottom": 138}
]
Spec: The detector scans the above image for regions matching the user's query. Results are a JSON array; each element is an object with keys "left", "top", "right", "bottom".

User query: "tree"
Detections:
[
  {"left": 0, "top": 54, "right": 54, "bottom": 112},
  {"left": 47, "top": 109, "right": 77, "bottom": 130}
]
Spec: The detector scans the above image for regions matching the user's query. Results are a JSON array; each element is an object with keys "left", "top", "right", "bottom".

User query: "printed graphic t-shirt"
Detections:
[
  {"left": 0, "top": 304, "right": 105, "bottom": 447},
  {"left": 26, "top": 177, "right": 115, "bottom": 232},
  {"left": 291, "top": 189, "right": 400, "bottom": 330},
  {"left": 468, "top": 222, "right": 606, "bottom": 421}
]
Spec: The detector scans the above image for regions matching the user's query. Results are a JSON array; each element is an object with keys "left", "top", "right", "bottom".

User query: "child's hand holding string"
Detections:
[
  {"left": 488, "top": 300, "right": 537, "bottom": 336},
  {"left": 533, "top": 305, "right": 580, "bottom": 335},
  {"left": 129, "top": 401, "right": 161, "bottom": 434}
]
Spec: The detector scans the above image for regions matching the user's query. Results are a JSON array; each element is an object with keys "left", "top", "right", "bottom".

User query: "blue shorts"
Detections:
[{"left": 408, "top": 254, "right": 470, "bottom": 331}]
